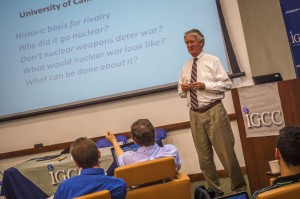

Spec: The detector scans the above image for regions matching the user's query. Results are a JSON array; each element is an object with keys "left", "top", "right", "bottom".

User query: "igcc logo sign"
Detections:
[
  {"left": 243, "top": 107, "right": 284, "bottom": 128},
  {"left": 290, "top": 31, "right": 300, "bottom": 46}
]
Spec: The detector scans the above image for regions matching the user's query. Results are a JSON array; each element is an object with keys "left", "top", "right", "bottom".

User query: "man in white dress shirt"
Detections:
[{"left": 178, "top": 29, "right": 247, "bottom": 194}]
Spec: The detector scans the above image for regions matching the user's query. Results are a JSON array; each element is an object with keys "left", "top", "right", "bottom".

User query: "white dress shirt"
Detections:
[{"left": 178, "top": 51, "right": 232, "bottom": 108}]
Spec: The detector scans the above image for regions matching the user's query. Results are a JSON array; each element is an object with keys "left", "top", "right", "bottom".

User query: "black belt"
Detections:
[{"left": 190, "top": 100, "right": 221, "bottom": 113}]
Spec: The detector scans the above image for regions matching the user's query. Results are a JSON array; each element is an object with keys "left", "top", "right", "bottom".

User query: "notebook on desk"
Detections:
[
  {"left": 110, "top": 142, "right": 140, "bottom": 167},
  {"left": 216, "top": 191, "right": 249, "bottom": 199}
]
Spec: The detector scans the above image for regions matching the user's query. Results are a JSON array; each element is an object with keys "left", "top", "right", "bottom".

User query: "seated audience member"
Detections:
[
  {"left": 106, "top": 119, "right": 182, "bottom": 171},
  {"left": 54, "top": 137, "right": 127, "bottom": 199},
  {"left": 251, "top": 125, "right": 300, "bottom": 199}
]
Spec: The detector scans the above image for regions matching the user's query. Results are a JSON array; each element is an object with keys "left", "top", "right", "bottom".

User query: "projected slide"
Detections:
[{"left": 0, "top": 0, "right": 228, "bottom": 120}]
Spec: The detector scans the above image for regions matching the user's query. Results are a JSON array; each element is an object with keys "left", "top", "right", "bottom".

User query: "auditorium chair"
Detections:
[
  {"left": 114, "top": 156, "right": 191, "bottom": 199},
  {"left": 72, "top": 190, "right": 111, "bottom": 199},
  {"left": 257, "top": 182, "right": 300, "bottom": 199},
  {"left": 96, "top": 135, "right": 127, "bottom": 148},
  {"left": 155, "top": 128, "right": 167, "bottom": 147}
]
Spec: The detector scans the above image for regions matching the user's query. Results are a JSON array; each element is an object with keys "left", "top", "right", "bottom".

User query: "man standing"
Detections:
[{"left": 178, "top": 29, "right": 247, "bottom": 194}]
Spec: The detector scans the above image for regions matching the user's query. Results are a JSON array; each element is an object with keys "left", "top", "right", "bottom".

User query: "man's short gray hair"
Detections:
[{"left": 184, "top": 29, "right": 205, "bottom": 44}]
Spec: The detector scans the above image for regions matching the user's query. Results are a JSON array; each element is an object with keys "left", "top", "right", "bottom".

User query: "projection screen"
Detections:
[{"left": 0, "top": 0, "right": 229, "bottom": 121}]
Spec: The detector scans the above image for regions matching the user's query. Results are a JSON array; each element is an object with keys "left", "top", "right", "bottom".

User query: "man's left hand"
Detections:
[{"left": 191, "top": 82, "right": 205, "bottom": 90}]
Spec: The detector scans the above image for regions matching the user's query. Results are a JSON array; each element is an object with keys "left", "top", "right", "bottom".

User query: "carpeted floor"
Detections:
[{"left": 191, "top": 175, "right": 251, "bottom": 199}]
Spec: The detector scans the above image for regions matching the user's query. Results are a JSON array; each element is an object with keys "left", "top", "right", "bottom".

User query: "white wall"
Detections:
[{"left": 0, "top": 0, "right": 253, "bottom": 174}]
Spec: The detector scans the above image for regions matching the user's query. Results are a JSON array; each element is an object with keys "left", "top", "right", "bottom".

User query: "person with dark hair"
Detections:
[
  {"left": 105, "top": 119, "right": 182, "bottom": 171},
  {"left": 251, "top": 125, "right": 300, "bottom": 199},
  {"left": 178, "top": 28, "right": 247, "bottom": 194},
  {"left": 54, "top": 137, "right": 127, "bottom": 199}
]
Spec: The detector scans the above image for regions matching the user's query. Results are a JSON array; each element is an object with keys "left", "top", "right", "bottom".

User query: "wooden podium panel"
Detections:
[
  {"left": 277, "top": 79, "right": 300, "bottom": 124},
  {"left": 231, "top": 79, "right": 300, "bottom": 193}
]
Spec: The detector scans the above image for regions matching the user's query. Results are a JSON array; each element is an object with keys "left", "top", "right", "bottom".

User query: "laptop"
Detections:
[
  {"left": 110, "top": 142, "right": 140, "bottom": 167},
  {"left": 216, "top": 191, "right": 249, "bottom": 199}
]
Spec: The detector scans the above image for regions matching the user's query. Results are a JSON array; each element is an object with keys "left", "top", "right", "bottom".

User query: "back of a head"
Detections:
[
  {"left": 277, "top": 125, "right": 300, "bottom": 167},
  {"left": 130, "top": 119, "right": 155, "bottom": 147},
  {"left": 70, "top": 137, "right": 99, "bottom": 169}
]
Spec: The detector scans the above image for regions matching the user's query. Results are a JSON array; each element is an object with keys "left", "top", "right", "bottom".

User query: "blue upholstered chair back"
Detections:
[
  {"left": 155, "top": 128, "right": 167, "bottom": 147},
  {"left": 96, "top": 135, "right": 127, "bottom": 148},
  {"left": 96, "top": 129, "right": 166, "bottom": 148}
]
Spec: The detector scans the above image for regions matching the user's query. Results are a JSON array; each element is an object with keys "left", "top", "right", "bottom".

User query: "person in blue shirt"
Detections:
[
  {"left": 54, "top": 137, "right": 127, "bottom": 199},
  {"left": 106, "top": 119, "right": 182, "bottom": 171}
]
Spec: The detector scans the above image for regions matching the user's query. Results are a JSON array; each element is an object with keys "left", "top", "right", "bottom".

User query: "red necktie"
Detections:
[{"left": 190, "top": 58, "right": 198, "bottom": 109}]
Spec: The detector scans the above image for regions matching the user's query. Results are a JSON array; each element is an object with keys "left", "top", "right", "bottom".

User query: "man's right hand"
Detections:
[
  {"left": 105, "top": 131, "right": 124, "bottom": 157},
  {"left": 105, "top": 131, "right": 116, "bottom": 143},
  {"left": 181, "top": 83, "right": 191, "bottom": 91}
]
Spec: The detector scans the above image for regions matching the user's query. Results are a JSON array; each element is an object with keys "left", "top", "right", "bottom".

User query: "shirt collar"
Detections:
[
  {"left": 273, "top": 173, "right": 300, "bottom": 185},
  {"left": 80, "top": 168, "right": 105, "bottom": 176},
  {"left": 137, "top": 143, "right": 160, "bottom": 152},
  {"left": 193, "top": 51, "right": 204, "bottom": 61}
]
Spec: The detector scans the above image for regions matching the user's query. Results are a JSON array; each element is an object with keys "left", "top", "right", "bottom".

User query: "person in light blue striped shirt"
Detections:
[{"left": 106, "top": 119, "right": 182, "bottom": 171}]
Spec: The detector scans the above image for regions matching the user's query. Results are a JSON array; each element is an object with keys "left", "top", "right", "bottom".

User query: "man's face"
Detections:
[{"left": 184, "top": 34, "right": 203, "bottom": 57}]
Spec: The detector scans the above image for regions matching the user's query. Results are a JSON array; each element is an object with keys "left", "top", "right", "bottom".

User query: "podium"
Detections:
[{"left": 231, "top": 79, "right": 300, "bottom": 193}]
